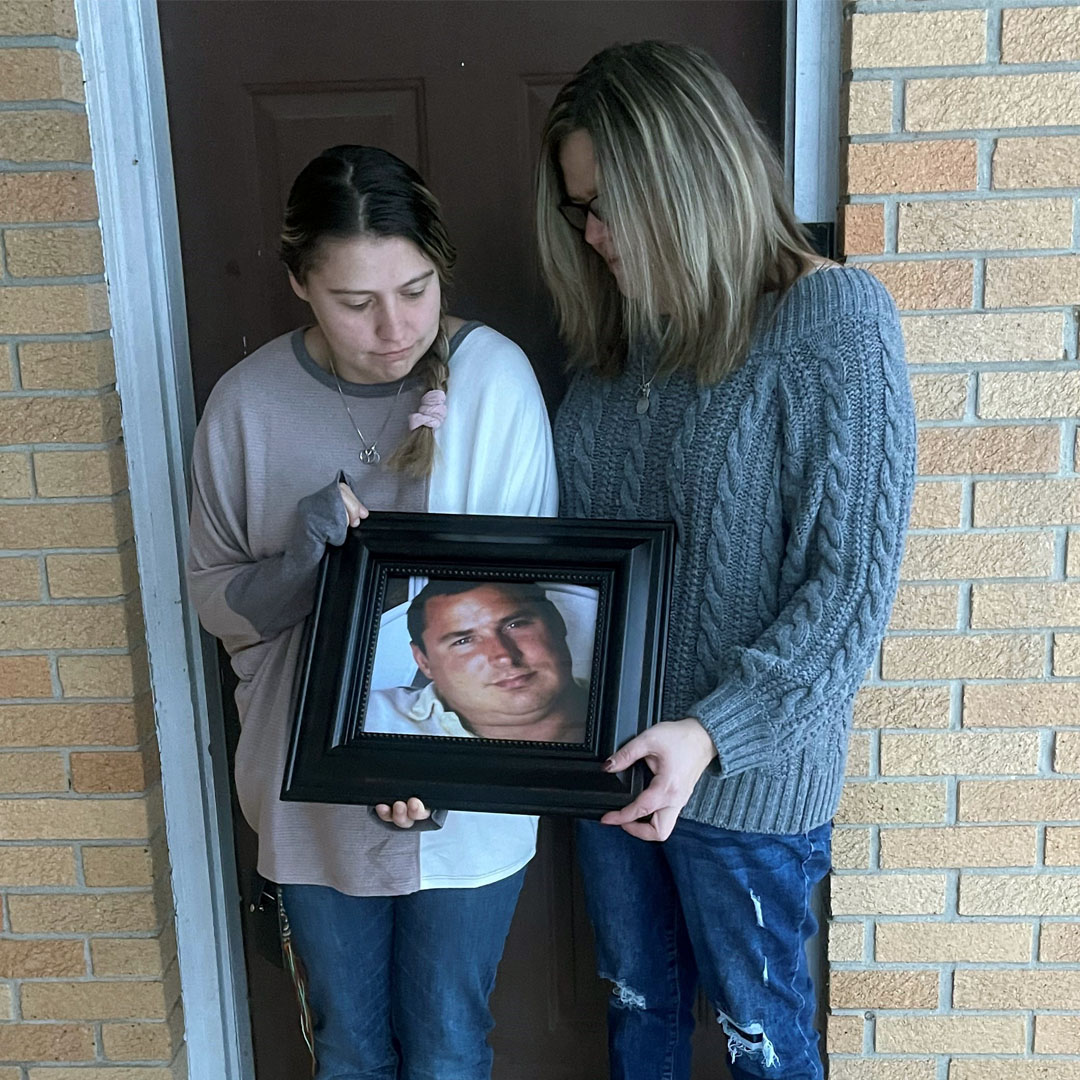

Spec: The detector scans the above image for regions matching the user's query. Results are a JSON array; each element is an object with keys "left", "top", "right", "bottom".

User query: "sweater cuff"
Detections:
[{"left": 692, "top": 681, "right": 776, "bottom": 777}]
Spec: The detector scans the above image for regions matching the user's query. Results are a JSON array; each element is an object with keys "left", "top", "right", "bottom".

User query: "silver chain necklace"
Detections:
[
  {"left": 636, "top": 354, "right": 660, "bottom": 414},
  {"left": 326, "top": 351, "right": 406, "bottom": 466}
]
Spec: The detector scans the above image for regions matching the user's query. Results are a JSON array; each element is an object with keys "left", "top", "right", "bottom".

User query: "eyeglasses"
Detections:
[{"left": 557, "top": 195, "right": 606, "bottom": 233}]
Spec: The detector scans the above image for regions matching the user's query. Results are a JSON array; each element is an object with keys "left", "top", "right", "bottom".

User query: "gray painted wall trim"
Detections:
[{"left": 73, "top": 2, "right": 251, "bottom": 1078}]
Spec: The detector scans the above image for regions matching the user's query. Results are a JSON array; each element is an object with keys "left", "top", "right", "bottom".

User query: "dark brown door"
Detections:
[{"left": 158, "top": 3, "right": 785, "bottom": 1077}]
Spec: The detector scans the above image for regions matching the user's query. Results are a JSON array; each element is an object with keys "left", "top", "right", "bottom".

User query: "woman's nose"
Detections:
[
  {"left": 376, "top": 302, "right": 406, "bottom": 342},
  {"left": 583, "top": 210, "right": 608, "bottom": 250}
]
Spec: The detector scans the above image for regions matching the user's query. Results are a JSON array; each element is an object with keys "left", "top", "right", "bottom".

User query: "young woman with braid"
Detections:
[
  {"left": 537, "top": 43, "right": 915, "bottom": 1080},
  {"left": 187, "top": 145, "right": 556, "bottom": 1079}
]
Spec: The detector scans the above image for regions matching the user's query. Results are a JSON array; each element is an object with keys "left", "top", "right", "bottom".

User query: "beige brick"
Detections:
[
  {"left": 72, "top": 750, "right": 151, "bottom": 793},
  {"left": 973, "top": 583, "right": 1080, "bottom": 629},
  {"left": 951, "top": 1063, "right": 1080, "bottom": 1080},
  {"left": 837, "top": 781, "right": 948, "bottom": 823},
  {"left": 1036, "top": 1014, "right": 1080, "bottom": 1055},
  {"left": 0, "top": 654, "right": 52, "bottom": 697},
  {"left": 842, "top": 203, "right": 884, "bottom": 257},
  {"left": 881, "top": 634, "right": 1044, "bottom": 680},
  {"left": 0, "top": 1022, "right": 95, "bottom": 1062},
  {"left": 0, "top": 845, "right": 75, "bottom": 886},
  {"left": 0, "top": 392, "right": 120, "bottom": 443},
  {"left": 845, "top": 731, "right": 872, "bottom": 777},
  {"left": 850, "top": 10, "right": 985, "bottom": 68},
  {"left": 877, "top": 1014, "right": 1025, "bottom": 1055},
  {"left": 830, "top": 872, "right": 946, "bottom": 915},
  {"left": 911, "top": 373, "right": 968, "bottom": 422},
  {"left": 876, "top": 920, "right": 1031, "bottom": 963},
  {"left": 1, "top": 352, "right": 14, "bottom": 391},
  {"left": 909, "top": 481, "right": 964, "bottom": 528},
  {"left": 830, "top": 969, "right": 937, "bottom": 1010},
  {"left": 0, "top": 48, "right": 83, "bottom": 102},
  {"left": 845, "top": 80, "right": 893, "bottom": 136},
  {"left": 1047, "top": 827, "right": 1080, "bottom": 866},
  {"left": 0, "top": 1, "right": 76, "bottom": 35},
  {"left": 954, "top": 968, "right": 1080, "bottom": 1009},
  {"left": 900, "top": 198, "right": 1073, "bottom": 253},
  {"left": 828, "top": 920, "right": 865, "bottom": 962},
  {"left": 0, "top": 751, "right": 66, "bottom": 793},
  {"left": 1071, "top": 532, "right": 1080, "bottom": 578},
  {"left": 28, "top": 1069, "right": 179, "bottom": 1080},
  {"left": 880, "top": 731, "right": 1039, "bottom": 776},
  {"left": 5, "top": 226, "right": 103, "bottom": 278},
  {"left": 0, "top": 700, "right": 144, "bottom": 747},
  {"left": 93, "top": 937, "right": 169, "bottom": 978},
  {"left": 964, "top": 682, "right": 1080, "bottom": 726},
  {"left": 0, "top": 556, "right": 41, "bottom": 600},
  {"left": 854, "top": 685, "right": 951, "bottom": 729},
  {"left": 0, "top": 603, "right": 133, "bottom": 650},
  {"left": 986, "top": 256, "right": 1080, "bottom": 309},
  {"left": 864, "top": 259, "right": 972, "bottom": 310},
  {"left": 879, "top": 825, "right": 1037, "bottom": 868},
  {"left": 906, "top": 73, "right": 1080, "bottom": 132},
  {"left": 902, "top": 312, "right": 1064, "bottom": 366},
  {"left": 59, "top": 652, "right": 146, "bottom": 698},
  {"left": 980, "top": 370, "right": 1080, "bottom": 421},
  {"left": 976, "top": 480, "right": 1080, "bottom": 527},
  {"left": 827, "top": 1013, "right": 864, "bottom": 1054},
  {"left": 102, "top": 1016, "right": 181, "bottom": 1062},
  {"left": 18, "top": 338, "right": 115, "bottom": 390},
  {"left": 831, "top": 1063, "right": 935, "bottom": 1080},
  {"left": 0, "top": 938, "right": 85, "bottom": 978},
  {"left": 960, "top": 873, "right": 1080, "bottom": 915},
  {"left": 960, "top": 780, "right": 1080, "bottom": 823},
  {"left": 995, "top": 136, "right": 1080, "bottom": 190},
  {"left": 0, "top": 451, "right": 31, "bottom": 497},
  {"left": 84, "top": 844, "right": 154, "bottom": 887},
  {"left": 1003, "top": 6, "right": 1080, "bottom": 63},
  {"left": 21, "top": 980, "right": 169, "bottom": 1022},
  {"left": 846, "top": 141, "right": 977, "bottom": 196},
  {"left": 0, "top": 498, "right": 133, "bottom": 551},
  {"left": 9, "top": 891, "right": 159, "bottom": 934},
  {"left": 918, "top": 425, "right": 1058, "bottom": 477},
  {"left": 888, "top": 584, "right": 958, "bottom": 630},
  {"left": 0, "top": 282, "right": 108, "bottom": 333},
  {"left": 1041, "top": 922, "right": 1080, "bottom": 961},
  {"left": 1056, "top": 733, "right": 1080, "bottom": 774},
  {"left": 0, "top": 170, "right": 97, "bottom": 224},
  {"left": 833, "top": 826, "right": 872, "bottom": 869},
  {"left": 47, "top": 552, "right": 138, "bottom": 600},
  {"left": 35, "top": 446, "right": 127, "bottom": 498},
  {"left": 0, "top": 110, "right": 89, "bottom": 163},
  {"left": 901, "top": 532, "right": 1054, "bottom": 581},
  {"left": 0, "top": 797, "right": 150, "bottom": 841}
]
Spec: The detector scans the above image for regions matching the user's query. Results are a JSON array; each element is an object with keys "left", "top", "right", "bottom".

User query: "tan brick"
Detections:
[
  {"left": 102, "top": 1016, "right": 181, "bottom": 1063},
  {"left": 0, "top": 352, "right": 13, "bottom": 391},
  {"left": 902, "top": 312, "right": 1064, "bottom": 366},
  {"left": 9, "top": 891, "right": 159, "bottom": 934},
  {"left": 93, "top": 937, "right": 169, "bottom": 978},
  {"left": 833, "top": 826, "right": 872, "bottom": 869},
  {"left": 0, "top": 797, "right": 150, "bottom": 841},
  {"left": 845, "top": 731, "right": 872, "bottom": 777},
  {"left": 0, "top": 654, "right": 52, "bottom": 697},
  {"left": 0, "top": 604, "right": 133, "bottom": 650},
  {"left": 850, "top": 10, "right": 985, "bottom": 68},
  {"left": 876, "top": 1014, "right": 1025, "bottom": 1055},
  {"left": 846, "top": 141, "right": 977, "bottom": 196},
  {"left": 1041, "top": 922, "right": 1080, "bottom": 961},
  {"left": 973, "top": 583, "right": 1080, "bottom": 629},
  {"left": 828, "top": 920, "right": 864, "bottom": 962},
  {"left": 1071, "top": 532, "right": 1080, "bottom": 578},
  {"left": 909, "top": 481, "right": 964, "bottom": 528},
  {"left": 880, "top": 731, "right": 1039, "bottom": 776},
  {"left": 864, "top": 259, "right": 972, "bottom": 310},
  {"left": 0, "top": 1022, "right": 94, "bottom": 1062},
  {"left": 0, "top": 751, "right": 66, "bottom": 793},
  {"left": 1003, "top": 6, "right": 1080, "bottom": 63},
  {"left": 47, "top": 552, "right": 138, "bottom": 601},
  {"left": 951, "top": 1063, "right": 1080, "bottom": 1080},
  {"left": 60, "top": 651, "right": 147, "bottom": 698},
  {"left": 918, "top": 425, "right": 1058, "bottom": 477},
  {"left": 1036, "top": 1014, "right": 1080, "bottom": 1055},
  {"left": 955, "top": 968, "right": 1080, "bottom": 1009},
  {"left": 0, "top": 282, "right": 108, "bottom": 334},
  {"left": 83, "top": 844, "right": 154, "bottom": 887},
  {"left": 960, "top": 780, "right": 1080, "bottom": 823},
  {"left": 28, "top": 1069, "right": 179, "bottom": 1080},
  {"left": 36, "top": 446, "right": 128, "bottom": 498},
  {"left": 907, "top": 73, "right": 1080, "bottom": 132},
  {"left": 0, "top": 170, "right": 96, "bottom": 224},
  {"left": 21, "top": 980, "right": 169, "bottom": 1021},
  {"left": 841, "top": 203, "right": 884, "bottom": 256},
  {"left": 0, "top": 556, "right": 40, "bottom": 600},
  {"left": 0, "top": 48, "right": 83, "bottom": 102},
  {"left": 6, "top": 225, "right": 103, "bottom": 278},
  {"left": 830, "top": 969, "right": 937, "bottom": 1010},
  {"left": 960, "top": 873, "right": 1080, "bottom": 915},
  {"left": 0, "top": 109, "right": 89, "bottom": 163},
  {"left": 879, "top": 825, "right": 1037, "bottom": 868},
  {"left": 888, "top": 584, "right": 958, "bottom": 630},
  {"left": 0, "top": 498, "right": 132, "bottom": 552},
  {"left": 0, "top": 938, "right": 85, "bottom": 979},
  {"left": 827, "top": 1013, "right": 864, "bottom": 1054},
  {"left": 1047, "top": 827, "right": 1080, "bottom": 866},
  {"left": 0, "top": 1, "right": 76, "bottom": 35},
  {"left": 881, "top": 634, "right": 1044, "bottom": 680},
  {"left": 831, "top": 1063, "right": 935, "bottom": 1080},
  {"left": 876, "top": 920, "right": 1031, "bottom": 962},
  {"left": 18, "top": 338, "right": 115, "bottom": 390},
  {"left": 854, "top": 685, "right": 951, "bottom": 729},
  {"left": 0, "top": 451, "right": 31, "bottom": 497},
  {"left": 836, "top": 781, "right": 948, "bottom": 823},
  {"left": 976, "top": 480, "right": 1080, "bottom": 527},
  {"left": 0, "top": 700, "right": 144, "bottom": 747},
  {"left": 910, "top": 373, "right": 968, "bottom": 422},
  {"left": 1056, "top": 733, "right": 1080, "bottom": 774},
  {"left": 964, "top": 682, "right": 1080, "bottom": 726},
  {"left": 995, "top": 136, "right": 1080, "bottom": 190},
  {"left": 72, "top": 751, "right": 150, "bottom": 793},
  {"left": 830, "top": 872, "right": 946, "bottom": 915},
  {"left": 0, "top": 845, "right": 75, "bottom": 886},
  {"left": 986, "top": 256, "right": 1080, "bottom": 309},
  {"left": 845, "top": 80, "right": 893, "bottom": 136},
  {"left": 901, "top": 532, "right": 1054, "bottom": 581},
  {"left": 899, "top": 198, "right": 1073, "bottom": 253},
  {"left": 980, "top": 370, "right": 1080, "bottom": 421},
  {"left": 0, "top": 392, "right": 120, "bottom": 443}
]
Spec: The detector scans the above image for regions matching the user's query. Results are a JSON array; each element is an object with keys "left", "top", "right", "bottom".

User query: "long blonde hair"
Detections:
[
  {"left": 537, "top": 41, "right": 817, "bottom": 382},
  {"left": 281, "top": 145, "right": 455, "bottom": 477}
]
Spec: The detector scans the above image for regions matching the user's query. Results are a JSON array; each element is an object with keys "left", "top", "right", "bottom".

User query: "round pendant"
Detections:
[{"left": 636, "top": 394, "right": 650, "bottom": 415}]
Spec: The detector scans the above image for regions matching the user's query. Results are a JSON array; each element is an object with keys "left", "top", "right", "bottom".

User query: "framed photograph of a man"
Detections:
[{"left": 281, "top": 513, "right": 674, "bottom": 816}]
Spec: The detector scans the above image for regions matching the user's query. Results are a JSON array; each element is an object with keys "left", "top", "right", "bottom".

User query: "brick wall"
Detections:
[
  {"left": 0, "top": 2, "right": 183, "bottom": 1076},
  {"left": 834, "top": 1, "right": 1080, "bottom": 1077}
]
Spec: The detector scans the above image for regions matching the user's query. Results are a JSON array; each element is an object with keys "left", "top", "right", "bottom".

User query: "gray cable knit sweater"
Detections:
[{"left": 554, "top": 268, "right": 916, "bottom": 835}]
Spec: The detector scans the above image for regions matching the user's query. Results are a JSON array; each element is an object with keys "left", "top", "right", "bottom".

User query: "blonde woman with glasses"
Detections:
[{"left": 537, "top": 42, "right": 915, "bottom": 1080}]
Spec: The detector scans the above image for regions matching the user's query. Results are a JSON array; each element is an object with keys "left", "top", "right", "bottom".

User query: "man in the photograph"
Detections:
[{"left": 365, "top": 580, "right": 589, "bottom": 743}]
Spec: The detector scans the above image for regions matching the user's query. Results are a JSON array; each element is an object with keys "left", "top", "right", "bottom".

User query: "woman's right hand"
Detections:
[
  {"left": 374, "top": 798, "right": 433, "bottom": 828},
  {"left": 338, "top": 482, "right": 368, "bottom": 528}
]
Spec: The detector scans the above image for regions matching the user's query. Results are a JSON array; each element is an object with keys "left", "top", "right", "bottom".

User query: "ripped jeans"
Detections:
[{"left": 575, "top": 817, "right": 831, "bottom": 1080}]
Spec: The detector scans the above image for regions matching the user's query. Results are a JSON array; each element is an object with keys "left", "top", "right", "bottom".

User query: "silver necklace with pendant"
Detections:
[
  {"left": 326, "top": 351, "right": 405, "bottom": 465},
  {"left": 636, "top": 356, "right": 659, "bottom": 414}
]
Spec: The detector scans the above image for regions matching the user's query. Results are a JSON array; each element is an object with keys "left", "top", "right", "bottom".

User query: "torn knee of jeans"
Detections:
[
  {"left": 601, "top": 975, "right": 647, "bottom": 1010},
  {"left": 715, "top": 1009, "right": 780, "bottom": 1070}
]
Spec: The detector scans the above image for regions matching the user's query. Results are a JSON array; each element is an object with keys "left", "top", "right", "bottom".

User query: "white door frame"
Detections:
[{"left": 73, "top": 4, "right": 839, "bottom": 1078}]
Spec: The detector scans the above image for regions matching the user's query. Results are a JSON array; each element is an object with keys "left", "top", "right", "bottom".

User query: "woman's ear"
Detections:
[{"left": 288, "top": 271, "right": 308, "bottom": 302}]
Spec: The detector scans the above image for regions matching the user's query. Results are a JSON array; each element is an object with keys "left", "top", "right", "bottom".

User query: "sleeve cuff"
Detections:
[{"left": 692, "top": 680, "right": 777, "bottom": 777}]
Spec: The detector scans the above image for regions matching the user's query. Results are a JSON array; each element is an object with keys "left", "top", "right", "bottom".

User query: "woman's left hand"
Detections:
[
  {"left": 600, "top": 718, "right": 718, "bottom": 842},
  {"left": 373, "top": 798, "right": 432, "bottom": 828}
]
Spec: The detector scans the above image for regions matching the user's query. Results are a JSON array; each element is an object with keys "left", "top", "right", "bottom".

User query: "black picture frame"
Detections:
[{"left": 281, "top": 513, "right": 675, "bottom": 817}]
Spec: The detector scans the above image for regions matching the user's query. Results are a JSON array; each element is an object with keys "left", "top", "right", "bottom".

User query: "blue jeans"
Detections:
[
  {"left": 576, "top": 818, "right": 831, "bottom": 1080},
  {"left": 280, "top": 868, "right": 526, "bottom": 1080}
]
